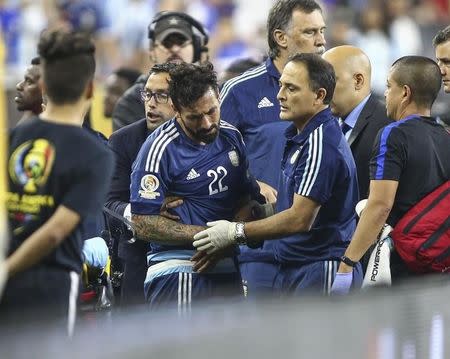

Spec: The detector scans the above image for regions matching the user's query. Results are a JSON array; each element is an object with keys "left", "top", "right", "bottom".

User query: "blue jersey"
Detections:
[
  {"left": 220, "top": 57, "right": 289, "bottom": 263},
  {"left": 220, "top": 57, "right": 289, "bottom": 188},
  {"left": 271, "top": 108, "right": 359, "bottom": 264},
  {"left": 130, "top": 118, "right": 262, "bottom": 255}
]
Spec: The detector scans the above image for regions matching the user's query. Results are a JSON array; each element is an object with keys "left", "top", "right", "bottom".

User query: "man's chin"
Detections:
[
  {"left": 198, "top": 130, "right": 219, "bottom": 144},
  {"left": 146, "top": 118, "right": 166, "bottom": 131}
]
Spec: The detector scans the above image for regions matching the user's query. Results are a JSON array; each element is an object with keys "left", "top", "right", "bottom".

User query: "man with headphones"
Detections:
[{"left": 112, "top": 11, "right": 208, "bottom": 131}]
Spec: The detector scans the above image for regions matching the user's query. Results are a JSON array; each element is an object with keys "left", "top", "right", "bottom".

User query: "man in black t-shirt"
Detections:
[
  {"left": 332, "top": 56, "right": 450, "bottom": 293},
  {"left": 1, "top": 30, "right": 114, "bottom": 334}
]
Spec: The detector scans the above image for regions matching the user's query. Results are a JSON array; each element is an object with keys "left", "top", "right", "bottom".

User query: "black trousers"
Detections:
[
  {"left": 0, "top": 266, "right": 79, "bottom": 335},
  {"left": 120, "top": 257, "right": 148, "bottom": 307}
]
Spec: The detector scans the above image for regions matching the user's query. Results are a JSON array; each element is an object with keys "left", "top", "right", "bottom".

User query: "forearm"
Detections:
[
  {"left": 132, "top": 214, "right": 205, "bottom": 245},
  {"left": 104, "top": 198, "right": 128, "bottom": 216},
  {"left": 7, "top": 226, "right": 65, "bottom": 277},
  {"left": 244, "top": 208, "right": 311, "bottom": 242},
  {"left": 339, "top": 199, "right": 391, "bottom": 272}
]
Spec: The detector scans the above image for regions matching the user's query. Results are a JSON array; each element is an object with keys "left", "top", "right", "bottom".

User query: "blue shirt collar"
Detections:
[
  {"left": 285, "top": 107, "right": 335, "bottom": 144},
  {"left": 343, "top": 93, "right": 371, "bottom": 129},
  {"left": 266, "top": 57, "right": 281, "bottom": 80}
]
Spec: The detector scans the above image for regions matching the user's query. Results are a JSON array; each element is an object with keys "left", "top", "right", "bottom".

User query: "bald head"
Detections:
[{"left": 322, "top": 45, "right": 372, "bottom": 117}]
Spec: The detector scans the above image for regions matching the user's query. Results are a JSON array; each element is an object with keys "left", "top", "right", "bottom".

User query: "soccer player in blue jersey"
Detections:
[
  {"left": 219, "top": 0, "right": 327, "bottom": 297},
  {"left": 130, "top": 62, "right": 264, "bottom": 311},
  {"left": 194, "top": 54, "right": 363, "bottom": 295}
]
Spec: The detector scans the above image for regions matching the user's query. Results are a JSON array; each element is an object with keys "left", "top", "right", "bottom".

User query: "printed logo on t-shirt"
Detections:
[
  {"left": 139, "top": 174, "right": 160, "bottom": 199},
  {"left": 9, "top": 139, "right": 55, "bottom": 193},
  {"left": 257, "top": 97, "right": 274, "bottom": 109},
  {"left": 7, "top": 139, "right": 56, "bottom": 228}
]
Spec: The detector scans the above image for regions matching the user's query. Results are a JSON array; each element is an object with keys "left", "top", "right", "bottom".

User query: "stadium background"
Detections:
[{"left": 0, "top": 1, "right": 449, "bottom": 357}]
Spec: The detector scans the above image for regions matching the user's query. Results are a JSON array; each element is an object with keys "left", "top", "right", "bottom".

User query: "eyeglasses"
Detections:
[
  {"left": 154, "top": 38, "right": 192, "bottom": 51},
  {"left": 140, "top": 90, "right": 170, "bottom": 104}
]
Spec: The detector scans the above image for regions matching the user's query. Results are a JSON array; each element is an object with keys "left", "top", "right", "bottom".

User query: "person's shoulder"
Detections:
[
  {"left": 141, "top": 119, "right": 178, "bottom": 151},
  {"left": 220, "top": 63, "right": 268, "bottom": 99},
  {"left": 219, "top": 120, "right": 243, "bottom": 142},
  {"left": 110, "top": 118, "right": 146, "bottom": 141}
]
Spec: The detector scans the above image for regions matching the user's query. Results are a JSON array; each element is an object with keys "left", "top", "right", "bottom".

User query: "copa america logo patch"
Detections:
[
  {"left": 228, "top": 150, "right": 239, "bottom": 167},
  {"left": 139, "top": 174, "right": 160, "bottom": 199}
]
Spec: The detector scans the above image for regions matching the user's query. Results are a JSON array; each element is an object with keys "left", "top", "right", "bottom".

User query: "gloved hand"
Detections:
[
  {"left": 82, "top": 237, "right": 109, "bottom": 271},
  {"left": 331, "top": 271, "right": 353, "bottom": 295},
  {"left": 193, "top": 220, "right": 237, "bottom": 254}
]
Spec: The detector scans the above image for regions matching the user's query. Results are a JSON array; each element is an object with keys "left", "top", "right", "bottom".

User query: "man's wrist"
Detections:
[
  {"left": 234, "top": 222, "right": 247, "bottom": 245},
  {"left": 340, "top": 255, "right": 358, "bottom": 267}
]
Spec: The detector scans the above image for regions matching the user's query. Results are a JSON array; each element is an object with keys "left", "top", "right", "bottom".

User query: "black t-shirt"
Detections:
[
  {"left": 7, "top": 117, "right": 114, "bottom": 272},
  {"left": 370, "top": 116, "right": 450, "bottom": 226}
]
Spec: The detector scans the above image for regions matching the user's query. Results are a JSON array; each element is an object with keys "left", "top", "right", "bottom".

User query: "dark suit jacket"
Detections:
[
  {"left": 105, "top": 118, "right": 149, "bottom": 261},
  {"left": 112, "top": 75, "right": 147, "bottom": 132},
  {"left": 347, "top": 94, "right": 393, "bottom": 200}
]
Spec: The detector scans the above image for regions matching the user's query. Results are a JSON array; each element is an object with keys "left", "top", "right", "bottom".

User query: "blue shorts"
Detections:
[
  {"left": 274, "top": 260, "right": 363, "bottom": 295},
  {"left": 144, "top": 259, "right": 243, "bottom": 312},
  {"left": 239, "top": 262, "right": 279, "bottom": 299}
]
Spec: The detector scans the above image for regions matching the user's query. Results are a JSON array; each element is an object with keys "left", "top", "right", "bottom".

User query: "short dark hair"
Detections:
[
  {"left": 267, "top": 0, "right": 322, "bottom": 59},
  {"left": 168, "top": 62, "right": 218, "bottom": 111},
  {"left": 148, "top": 62, "right": 178, "bottom": 76},
  {"left": 433, "top": 25, "right": 450, "bottom": 47},
  {"left": 31, "top": 57, "right": 40, "bottom": 66},
  {"left": 391, "top": 56, "right": 441, "bottom": 109},
  {"left": 38, "top": 30, "right": 95, "bottom": 105},
  {"left": 287, "top": 53, "right": 335, "bottom": 104},
  {"left": 114, "top": 67, "right": 141, "bottom": 87}
]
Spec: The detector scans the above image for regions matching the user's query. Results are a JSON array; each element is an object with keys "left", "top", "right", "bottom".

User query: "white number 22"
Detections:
[{"left": 207, "top": 166, "right": 229, "bottom": 195}]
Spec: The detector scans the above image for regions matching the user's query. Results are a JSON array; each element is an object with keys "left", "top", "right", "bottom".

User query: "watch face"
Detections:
[{"left": 235, "top": 223, "right": 246, "bottom": 244}]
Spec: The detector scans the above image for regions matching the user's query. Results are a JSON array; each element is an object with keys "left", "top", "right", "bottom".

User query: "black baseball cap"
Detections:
[{"left": 154, "top": 16, "right": 193, "bottom": 42}]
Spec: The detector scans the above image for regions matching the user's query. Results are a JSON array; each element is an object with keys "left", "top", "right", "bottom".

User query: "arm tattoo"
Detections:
[{"left": 132, "top": 214, "right": 205, "bottom": 244}]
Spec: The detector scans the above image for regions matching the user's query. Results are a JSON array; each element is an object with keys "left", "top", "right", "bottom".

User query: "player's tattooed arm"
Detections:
[{"left": 132, "top": 214, "right": 205, "bottom": 244}]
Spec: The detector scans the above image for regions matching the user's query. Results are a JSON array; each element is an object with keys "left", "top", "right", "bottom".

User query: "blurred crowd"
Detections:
[{"left": 0, "top": 0, "right": 449, "bottom": 92}]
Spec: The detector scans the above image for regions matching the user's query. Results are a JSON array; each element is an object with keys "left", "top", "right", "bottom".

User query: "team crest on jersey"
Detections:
[
  {"left": 228, "top": 150, "right": 239, "bottom": 167},
  {"left": 139, "top": 174, "right": 160, "bottom": 199},
  {"left": 290, "top": 149, "right": 300, "bottom": 164}
]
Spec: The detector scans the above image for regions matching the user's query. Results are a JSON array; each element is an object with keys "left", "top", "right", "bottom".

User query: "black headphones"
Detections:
[{"left": 148, "top": 11, "right": 209, "bottom": 63}]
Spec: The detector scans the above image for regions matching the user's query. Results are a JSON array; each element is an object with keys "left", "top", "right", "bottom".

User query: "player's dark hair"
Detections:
[
  {"left": 114, "top": 67, "right": 141, "bottom": 87},
  {"left": 148, "top": 62, "right": 178, "bottom": 76},
  {"left": 287, "top": 53, "right": 335, "bottom": 104},
  {"left": 433, "top": 25, "right": 450, "bottom": 47},
  {"left": 31, "top": 57, "right": 40, "bottom": 66},
  {"left": 168, "top": 62, "right": 218, "bottom": 111},
  {"left": 38, "top": 30, "right": 95, "bottom": 105},
  {"left": 391, "top": 56, "right": 442, "bottom": 109},
  {"left": 267, "top": 0, "right": 322, "bottom": 59}
]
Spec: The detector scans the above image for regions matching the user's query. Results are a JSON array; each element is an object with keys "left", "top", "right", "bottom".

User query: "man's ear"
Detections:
[
  {"left": 402, "top": 84, "right": 412, "bottom": 104},
  {"left": 85, "top": 80, "right": 94, "bottom": 100},
  {"left": 354, "top": 73, "right": 365, "bottom": 90},
  {"left": 315, "top": 88, "right": 327, "bottom": 105},
  {"left": 273, "top": 29, "right": 288, "bottom": 52}
]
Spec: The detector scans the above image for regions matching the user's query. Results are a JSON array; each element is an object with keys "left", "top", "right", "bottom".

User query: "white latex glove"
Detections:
[
  {"left": 193, "top": 220, "right": 237, "bottom": 254},
  {"left": 331, "top": 272, "right": 353, "bottom": 295}
]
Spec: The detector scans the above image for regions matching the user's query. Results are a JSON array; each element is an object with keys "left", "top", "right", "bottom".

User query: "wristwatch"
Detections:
[
  {"left": 235, "top": 222, "right": 247, "bottom": 245},
  {"left": 340, "top": 255, "right": 357, "bottom": 267}
]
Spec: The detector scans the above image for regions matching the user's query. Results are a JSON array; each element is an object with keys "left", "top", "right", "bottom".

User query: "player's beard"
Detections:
[{"left": 186, "top": 124, "right": 219, "bottom": 144}]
